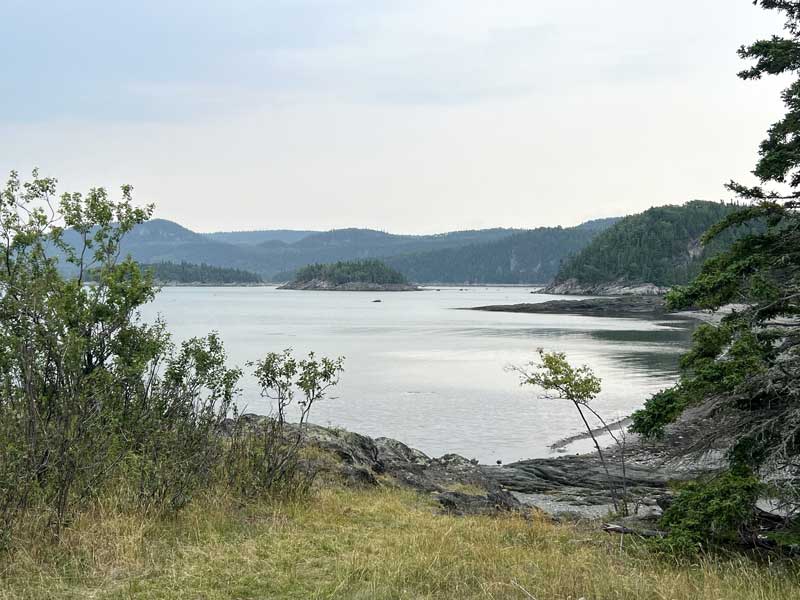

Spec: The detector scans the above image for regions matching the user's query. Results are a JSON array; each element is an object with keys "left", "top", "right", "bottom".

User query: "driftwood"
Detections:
[{"left": 602, "top": 523, "right": 667, "bottom": 538}]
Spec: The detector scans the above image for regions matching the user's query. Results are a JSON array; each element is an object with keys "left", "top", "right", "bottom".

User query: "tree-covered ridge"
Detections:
[
  {"left": 141, "top": 261, "right": 263, "bottom": 284},
  {"left": 553, "top": 201, "right": 748, "bottom": 287},
  {"left": 293, "top": 259, "right": 409, "bottom": 285},
  {"left": 386, "top": 226, "right": 606, "bottom": 284}
]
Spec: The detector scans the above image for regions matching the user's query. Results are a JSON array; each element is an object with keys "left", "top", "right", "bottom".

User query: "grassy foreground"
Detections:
[{"left": 0, "top": 485, "right": 797, "bottom": 600}]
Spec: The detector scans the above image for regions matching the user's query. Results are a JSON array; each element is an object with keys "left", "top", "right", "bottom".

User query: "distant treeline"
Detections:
[
  {"left": 140, "top": 261, "right": 263, "bottom": 284},
  {"left": 294, "top": 259, "right": 408, "bottom": 285},
  {"left": 553, "top": 201, "right": 753, "bottom": 287}
]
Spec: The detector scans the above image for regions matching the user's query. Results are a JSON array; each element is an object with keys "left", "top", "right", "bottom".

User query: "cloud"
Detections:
[
  {"left": 2, "top": 0, "right": 757, "bottom": 122},
  {"left": 0, "top": 1, "right": 790, "bottom": 234}
]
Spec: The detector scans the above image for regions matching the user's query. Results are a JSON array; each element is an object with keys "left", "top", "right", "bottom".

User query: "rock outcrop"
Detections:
[
  {"left": 543, "top": 279, "right": 669, "bottom": 296},
  {"left": 226, "top": 417, "right": 718, "bottom": 520},
  {"left": 469, "top": 295, "right": 673, "bottom": 319}
]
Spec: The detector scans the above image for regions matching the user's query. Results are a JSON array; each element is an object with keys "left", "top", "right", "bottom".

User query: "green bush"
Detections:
[
  {"left": 629, "top": 387, "right": 689, "bottom": 439},
  {"left": 658, "top": 470, "right": 762, "bottom": 553},
  {"left": 225, "top": 350, "right": 344, "bottom": 500},
  {"left": 0, "top": 171, "right": 343, "bottom": 546}
]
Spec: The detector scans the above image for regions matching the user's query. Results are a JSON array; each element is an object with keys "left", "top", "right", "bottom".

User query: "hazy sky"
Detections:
[{"left": 0, "top": 1, "right": 788, "bottom": 233}]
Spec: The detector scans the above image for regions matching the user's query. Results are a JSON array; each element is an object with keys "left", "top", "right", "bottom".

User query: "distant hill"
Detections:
[
  {"left": 384, "top": 219, "right": 620, "bottom": 284},
  {"left": 69, "top": 223, "right": 522, "bottom": 278},
  {"left": 547, "top": 201, "right": 748, "bottom": 294},
  {"left": 56, "top": 218, "right": 625, "bottom": 284},
  {"left": 283, "top": 227, "right": 519, "bottom": 254},
  {"left": 57, "top": 219, "right": 260, "bottom": 276},
  {"left": 255, "top": 227, "right": 523, "bottom": 276},
  {"left": 575, "top": 217, "right": 622, "bottom": 232},
  {"left": 203, "top": 229, "right": 318, "bottom": 245}
]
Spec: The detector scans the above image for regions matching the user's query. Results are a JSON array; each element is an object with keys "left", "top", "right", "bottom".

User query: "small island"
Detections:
[{"left": 278, "top": 259, "right": 420, "bottom": 291}]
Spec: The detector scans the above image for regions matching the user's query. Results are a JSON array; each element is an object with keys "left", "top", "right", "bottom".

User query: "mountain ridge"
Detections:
[
  {"left": 54, "top": 214, "right": 645, "bottom": 284},
  {"left": 545, "top": 201, "right": 750, "bottom": 294}
]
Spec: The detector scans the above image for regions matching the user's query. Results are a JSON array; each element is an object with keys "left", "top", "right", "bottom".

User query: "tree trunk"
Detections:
[{"left": 573, "top": 400, "right": 620, "bottom": 513}]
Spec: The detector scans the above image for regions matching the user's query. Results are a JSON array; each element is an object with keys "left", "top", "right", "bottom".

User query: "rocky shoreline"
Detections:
[
  {"left": 469, "top": 295, "right": 679, "bottom": 319},
  {"left": 542, "top": 279, "right": 670, "bottom": 296},
  {"left": 229, "top": 406, "right": 724, "bottom": 528}
]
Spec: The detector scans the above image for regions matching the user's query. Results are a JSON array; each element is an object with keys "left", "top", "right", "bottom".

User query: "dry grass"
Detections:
[{"left": 0, "top": 485, "right": 797, "bottom": 599}]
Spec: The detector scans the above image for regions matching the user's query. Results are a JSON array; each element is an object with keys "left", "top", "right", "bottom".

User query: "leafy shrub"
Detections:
[
  {"left": 658, "top": 470, "right": 762, "bottom": 553},
  {"left": 225, "top": 350, "right": 344, "bottom": 499},
  {"left": 0, "top": 171, "right": 162, "bottom": 537},
  {"left": 629, "top": 387, "right": 689, "bottom": 439},
  {"left": 131, "top": 333, "right": 242, "bottom": 512},
  {"left": 0, "top": 171, "right": 344, "bottom": 547}
]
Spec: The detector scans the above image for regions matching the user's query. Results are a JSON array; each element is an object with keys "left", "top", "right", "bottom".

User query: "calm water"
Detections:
[{"left": 141, "top": 286, "right": 694, "bottom": 463}]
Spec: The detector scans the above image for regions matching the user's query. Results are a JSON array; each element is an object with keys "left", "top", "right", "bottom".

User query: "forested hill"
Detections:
[
  {"left": 203, "top": 229, "right": 318, "bottom": 245},
  {"left": 58, "top": 218, "right": 620, "bottom": 284},
  {"left": 61, "top": 220, "right": 522, "bottom": 279},
  {"left": 549, "top": 201, "right": 746, "bottom": 292},
  {"left": 385, "top": 224, "right": 616, "bottom": 284}
]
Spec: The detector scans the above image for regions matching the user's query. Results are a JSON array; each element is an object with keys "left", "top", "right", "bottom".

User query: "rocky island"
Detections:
[{"left": 278, "top": 259, "right": 420, "bottom": 291}]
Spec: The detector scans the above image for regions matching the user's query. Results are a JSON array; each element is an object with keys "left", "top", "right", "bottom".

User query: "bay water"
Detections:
[{"left": 141, "top": 286, "right": 693, "bottom": 463}]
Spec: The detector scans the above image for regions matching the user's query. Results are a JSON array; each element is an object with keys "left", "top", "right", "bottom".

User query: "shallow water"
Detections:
[{"left": 141, "top": 286, "right": 694, "bottom": 463}]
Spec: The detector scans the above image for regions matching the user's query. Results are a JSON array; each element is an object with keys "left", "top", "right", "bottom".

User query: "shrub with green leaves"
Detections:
[
  {"left": 630, "top": 387, "right": 690, "bottom": 439},
  {"left": 658, "top": 471, "right": 762, "bottom": 554},
  {"left": 226, "top": 350, "right": 344, "bottom": 499},
  {"left": 0, "top": 171, "right": 330, "bottom": 545}
]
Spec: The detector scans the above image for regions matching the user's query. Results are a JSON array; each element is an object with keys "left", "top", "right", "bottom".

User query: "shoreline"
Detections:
[
  {"left": 465, "top": 295, "right": 720, "bottom": 322},
  {"left": 548, "top": 417, "right": 632, "bottom": 451},
  {"left": 228, "top": 413, "right": 720, "bottom": 522}
]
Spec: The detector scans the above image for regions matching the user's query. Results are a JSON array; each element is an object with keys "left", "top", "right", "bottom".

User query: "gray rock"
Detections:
[{"left": 222, "top": 417, "right": 720, "bottom": 519}]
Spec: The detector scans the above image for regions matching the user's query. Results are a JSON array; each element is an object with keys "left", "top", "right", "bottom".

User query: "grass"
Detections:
[{"left": 0, "top": 485, "right": 798, "bottom": 599}]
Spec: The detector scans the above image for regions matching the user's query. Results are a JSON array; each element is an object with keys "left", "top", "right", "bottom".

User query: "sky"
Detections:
[{"left": 0, "top": 1, "right": 789, "bottom": 234}]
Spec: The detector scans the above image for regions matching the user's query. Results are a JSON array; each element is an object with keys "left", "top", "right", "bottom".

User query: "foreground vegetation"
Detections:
[
  {"left": 1, "top": 484, "right": 798, "bottom": 600},
  {"left": 629, "top": 0, "right": 800, "bottom": 547},
  {"left": 0, "top": 170, "right": 343, "bottom": 549}
]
